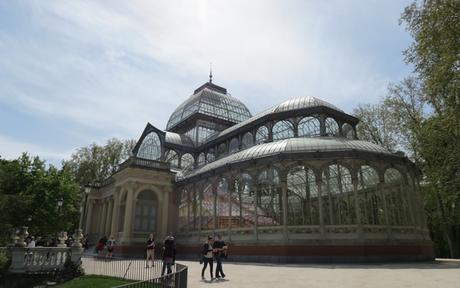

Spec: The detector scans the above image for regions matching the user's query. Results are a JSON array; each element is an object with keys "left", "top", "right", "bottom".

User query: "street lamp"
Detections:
[{"left": 57, "top": 197, "right": 64, "bottom": 209}]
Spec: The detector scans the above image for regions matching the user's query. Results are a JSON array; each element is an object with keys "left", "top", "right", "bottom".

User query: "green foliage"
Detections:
[
  {"left": 400, "top": 0, "right": 460, "bottom": 258},
  {"left": 401, "top": 0, "right": 460, "bottom": 114},
  {"left": 0, "top": 154, "right": 80, "bottom": 243},
  {"left": 0, "top": 250, "right": 11, "bottom": 276},
  {"left": 63, "top": 138, "right": 136, "bottom": 186},
  {"left": 353, "top": 103, "right": 398, "bottom": 152}
]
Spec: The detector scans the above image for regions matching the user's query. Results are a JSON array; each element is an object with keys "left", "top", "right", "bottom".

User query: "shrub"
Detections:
[{"left": 0, "top": 250, "right": 11, "bottom": 276}]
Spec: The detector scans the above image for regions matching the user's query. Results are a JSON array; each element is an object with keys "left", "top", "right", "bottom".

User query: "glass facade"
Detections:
[{"left": 166, "top": 87, "right": 252, "bottom": 131}]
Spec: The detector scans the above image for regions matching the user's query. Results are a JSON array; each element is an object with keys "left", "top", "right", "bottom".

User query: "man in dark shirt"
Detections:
[
  {"left": 213, "top": 235, "right": 227, "bottom": 279},
  {"left": 146, "top": 233, "right": 155, "bottom": 268},
  {"left": 161, "top": 233, "right": 176, "bottom": 276}
]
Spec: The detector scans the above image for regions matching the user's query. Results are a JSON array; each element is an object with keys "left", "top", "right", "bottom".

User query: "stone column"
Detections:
[
  {"left": 121, "top": 185, "right": 135, "bottom": 243},
  {"left": 85, "top": 199, "right": 94, "bottom": 235},
  {"left": 161, "top": 186, "right": 169, "bottom": 239},
  {"left": 100, "top": 200, "right": 108, "bottom": 237},
  {"left": 105, "top": 198, "right": 113, "bottom": 236},
  {"left": 110, "top": 192, "right": 120, "bottom": 238}
]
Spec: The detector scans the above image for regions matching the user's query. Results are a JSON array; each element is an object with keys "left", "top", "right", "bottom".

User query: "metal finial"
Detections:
[{"left": 209, "top": 62, "right": 213, "bottom": 83}]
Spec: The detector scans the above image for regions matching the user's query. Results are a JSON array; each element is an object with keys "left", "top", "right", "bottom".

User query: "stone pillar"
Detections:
[
  {"left": 105, "top": 198, "right": 113, "bottom": 236},
  {"left": 161, "top": 186, "right": 169, "bottom": 239},
  {"left": 110, "top": 192, "right": 120, "bottom": 238},
  {"left": 85, "top": 199, "right": 94, "bottom": 235},
  {"left": 100, "top": 200, "right": 108, "bottom": 237},
  {"left": 121, "top": 185, "right": 135, "bottom": 243}
]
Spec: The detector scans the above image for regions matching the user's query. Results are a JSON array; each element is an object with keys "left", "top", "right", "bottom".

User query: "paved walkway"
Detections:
[{"left": 183, "top": 259, "right": 460, "bottom": 288}]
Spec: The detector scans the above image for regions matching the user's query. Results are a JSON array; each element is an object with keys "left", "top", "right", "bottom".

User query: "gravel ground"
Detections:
[{"left": 183, "top": 259, "right": 460, "bottom": 288}]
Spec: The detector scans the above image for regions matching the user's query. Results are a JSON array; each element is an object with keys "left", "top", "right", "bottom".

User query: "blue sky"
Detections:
[{"left": 0, "top": 0, "right": 413, "bottom": 165}]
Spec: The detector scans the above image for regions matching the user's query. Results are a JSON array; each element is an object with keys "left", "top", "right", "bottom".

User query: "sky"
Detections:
[{"left": 0, "top": 0, "right": 414, "bottom": 166}]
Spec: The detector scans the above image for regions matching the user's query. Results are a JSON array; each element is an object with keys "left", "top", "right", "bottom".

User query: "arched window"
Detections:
[
  {"left": 257, "top": 168, "right": 282, "bottom": 226},
  {"left": 322, "top": 164, "right": 354, "bottom": 225},
  {"left": 256, "top": 126, "right": 269, "bottom": 144},
  {"left": 206, "top": 149, "right": 215, "bottom": 163},
  {"left": 197, "top": 152, "right": 206, "bottom": 167},
  {"left": 325, "top": 117, "right": 339, "bottom": 136},
  {"left": 287, "top": 166, "right": 319, "bottom": 225},
  {"left": 242, "top": 132, "right": 254, "bottom": 149},
  {"left": 272, "top": 120, "right": 294, "bottom": 141},
  {"left": 164, "top": 149, "right": 179, "bottom": 168},
  {"left": 357, "top": 165, "right": 383, "bottom": 225},
  {"left": 218, "top": 143, "right": 227, "bottom": 158},
  {"left": 181, "top": 153, "right": 194, "bottom": 171},
  {"left": 134, "top": 190, "right": 157, "bottom": 232},
  {"left": 229, "top": 138, "right": 239, "bottom": 153},
  {"left": 384, "top": 168, "right": 410, "bottom": 225},
  {"left": 137, "top": 132, "right": 161, "bottom": 160},
  {"left": 342, "top": 123, "right": 355, "bottom": 139},
  {"left": 298, "top": 116, "right": 321, "bottom": 137},
  {"left": 231, "top": 174, "right": 254, "bottom": 228}
]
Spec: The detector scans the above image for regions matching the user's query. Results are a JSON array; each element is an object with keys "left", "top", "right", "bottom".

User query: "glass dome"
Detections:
[{"left": 166, "top": 82, "right": 252, "bottom": 131}]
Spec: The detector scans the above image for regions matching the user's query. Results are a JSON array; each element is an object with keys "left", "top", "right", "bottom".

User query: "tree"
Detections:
[
  {"left": 0, "top": 154, "right": 80, "bottom": 244},
  {"left": 401, "top": 0, "right": 460, "bottom": 258},
  {"left": 401, "top": 0, "right": 460, "bottom": 114},
  {"left": 353, "top": 103, "right": 399, "bottom": 152},
  {"left": 64, "top": 138, "right": 136, "bottom": 186},
  {"left": 384, "top": 77, "right": 426, "bottom": 162}
]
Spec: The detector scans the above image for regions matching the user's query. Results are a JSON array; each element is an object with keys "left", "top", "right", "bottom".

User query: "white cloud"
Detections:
[
  {"left": 0, "top": 0, "right": 412, "bottom": 160},
  {"left": 0, "top": 134, "right": 71, "bottom": 165}
]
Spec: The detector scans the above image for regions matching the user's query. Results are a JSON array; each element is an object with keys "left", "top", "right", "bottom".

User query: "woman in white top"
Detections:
[{"left": 201, "top": 236, "right": 214, "bottom": 280}]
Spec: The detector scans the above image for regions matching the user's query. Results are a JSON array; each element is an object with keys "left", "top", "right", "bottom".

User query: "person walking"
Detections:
[
  {"left": 106, "top": 236, "right": 116, "bottom": 260},
  {"left": 213, "top": 235, "right": 227, "bottom": 279},
  {"left": 146, "top": 233, "right": 155, "bottom": 268},
  {"left": 161, "top": 233, "right": 176, "bottom": 276},
  {"left": 201, "top": 236, "right": 214, "bottom": 280}
]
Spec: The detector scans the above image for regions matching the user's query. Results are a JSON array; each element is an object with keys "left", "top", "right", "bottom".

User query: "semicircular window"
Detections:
[
  {"left": 272, "top": 120, "right": 294, "bottom": 141},
  {"left": 342, "top": 123, "right": 355, "bottom": 139},
  {"left": 229, "top": 138, "right": 239, "bottom": 153},
  {"left": 298, "top": 116, "right": 320, "bottom": 137},
  {"left": 325, "top": 117, "right": 339, "bottom": 136},
  {"left": 242, "top": 132, "right": 254, "bottom": 149},
  {"left": 181, "top": 153, "right": 195, "bottom": 172},
  {"left": 256, "top": 126, "right": 269, "bottom": 144},
  {"left": 137, "top": 132, "right": 161, "bottom": 160},
  {"left": 197, "top": 152, "right": 206, "bottom": 167},
  {"left": 165, "top": 149, "right": 179, "bottom": 168}
]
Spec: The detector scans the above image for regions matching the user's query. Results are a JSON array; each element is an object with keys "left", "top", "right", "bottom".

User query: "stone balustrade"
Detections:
[{"left": 8, "top": 246, "right": 83, "bottom": 273}]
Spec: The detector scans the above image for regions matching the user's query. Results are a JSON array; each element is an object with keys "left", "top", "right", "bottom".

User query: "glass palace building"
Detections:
[{"left": 83, "top": 79, "right": 434, "bottom": 262}]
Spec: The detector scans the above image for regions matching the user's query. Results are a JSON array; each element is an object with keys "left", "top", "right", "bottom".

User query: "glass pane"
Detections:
[{"left": 137, "top": 132, "right": 161, "bottom": 160}]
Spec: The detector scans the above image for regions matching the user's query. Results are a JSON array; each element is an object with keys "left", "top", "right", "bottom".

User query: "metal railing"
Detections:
[
  {"left": 82, "top": 255, "right": 187, "bottom": 287},
  {"left": 112, "top": 263, "right": 188, "bottom": 288}
]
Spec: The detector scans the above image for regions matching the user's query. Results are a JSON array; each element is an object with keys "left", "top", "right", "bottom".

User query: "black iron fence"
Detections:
[
  {"left": 112, "top": 263, "right": 188, "bottom": 288},
  {"left": 81, "top": 255, "right": 187, "bottom": 287}
]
